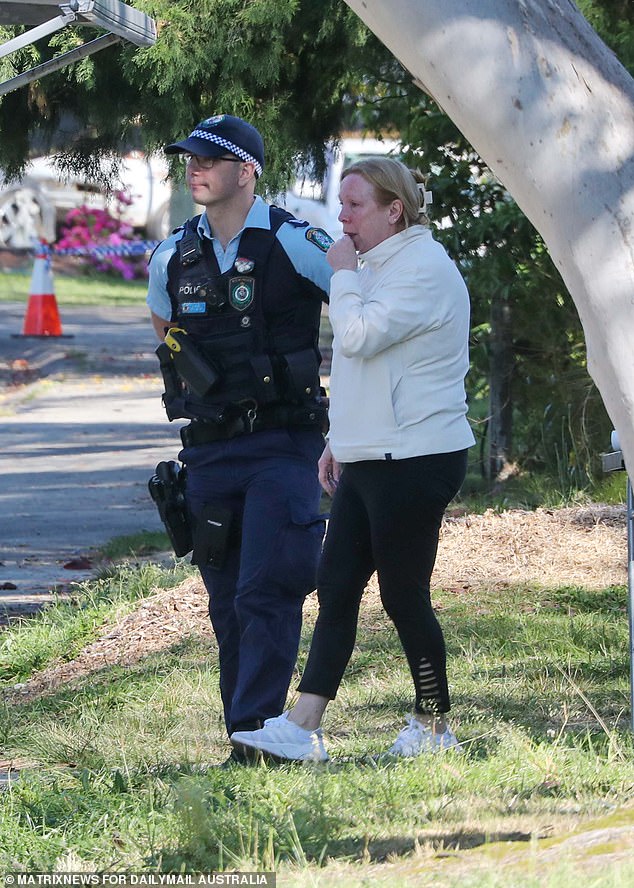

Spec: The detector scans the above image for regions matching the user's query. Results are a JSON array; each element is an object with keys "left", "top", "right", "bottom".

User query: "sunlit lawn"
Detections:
[{"left": 1, "top": 554, "right": 633, "bottom": 885}]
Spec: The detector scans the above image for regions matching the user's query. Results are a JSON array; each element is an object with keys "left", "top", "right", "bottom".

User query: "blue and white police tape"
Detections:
[{"left": 53, "top": 240, "right": 160, "bottom": 257}]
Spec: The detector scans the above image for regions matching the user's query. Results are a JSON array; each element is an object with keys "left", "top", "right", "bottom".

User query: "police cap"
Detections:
[{"left": 166, "top": 114, "right": 265, "bottom": 177}]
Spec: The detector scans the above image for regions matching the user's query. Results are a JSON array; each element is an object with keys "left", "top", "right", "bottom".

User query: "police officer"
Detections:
[{"left": 147, "top": 114, "right": 333, "bottom": 754}]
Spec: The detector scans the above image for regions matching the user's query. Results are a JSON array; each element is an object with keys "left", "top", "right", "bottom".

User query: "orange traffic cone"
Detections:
[{"left": 18, "top": 245, "right": 69, "bottom": 337}]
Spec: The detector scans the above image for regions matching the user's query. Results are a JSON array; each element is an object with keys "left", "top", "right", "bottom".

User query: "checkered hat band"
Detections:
[{"left": 190, "top": 129, "right": 263, "bottom": 176}]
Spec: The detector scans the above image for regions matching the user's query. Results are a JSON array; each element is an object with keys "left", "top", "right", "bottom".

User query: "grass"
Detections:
[
  {"left": 456, "top": 466, "right": 628, "bottom": 513},
  {"left": 99, "top": 530, "right": 172, "bottom": 562},
  {"left": 1, "top": 557, "right": 633, "bottom": 884},
  {"left": 0, "top": 269, "right": 147, "bottom": 306},
  {"left": 1, "top": 267, "right": 632, "bottom": 882},
  {"left": 0, "top": 559, "right": 192, "bottom": 684}
]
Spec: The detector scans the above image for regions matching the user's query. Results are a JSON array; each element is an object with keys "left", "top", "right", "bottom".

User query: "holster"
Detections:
[
  {"left": 164, "top": 327, "right": 221, "bottom": 399},
  {"left": 148, "top": 460, "right": 193, "bottom": 557},
  {"left": 156, "top": 343, "right": 183, "bottom": 421}
]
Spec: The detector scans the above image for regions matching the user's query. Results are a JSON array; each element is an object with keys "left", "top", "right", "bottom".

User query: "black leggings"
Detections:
[{"left": 298, "top": 449, "right": 468, "bottom": 714}]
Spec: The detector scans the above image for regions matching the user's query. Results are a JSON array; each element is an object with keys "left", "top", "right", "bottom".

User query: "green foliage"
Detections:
[
  {"left": 457, "top": 459, "right": 627, "bottom": 513},
  {"left": 0, "top": 1, "right": 370, "bottom": 195},
  {"left": 578, "top": 0, "right": 634, "bottom": 73}
]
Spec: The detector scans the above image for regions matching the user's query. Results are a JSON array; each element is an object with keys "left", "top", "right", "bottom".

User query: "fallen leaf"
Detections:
[{"left": 63, "top": 557, "right": 93, "bottom": 570}]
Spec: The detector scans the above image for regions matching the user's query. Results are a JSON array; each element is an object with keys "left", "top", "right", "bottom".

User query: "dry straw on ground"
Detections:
[
  {"left": 434, "top": 504, "right": 627, "bottom": 592},
  {"left": 5, "top": 504, "right": 627, "bottom": 704}
]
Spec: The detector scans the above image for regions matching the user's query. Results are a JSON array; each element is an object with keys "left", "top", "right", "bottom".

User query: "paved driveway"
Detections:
[{"left": 0, "top": 302, "right": 186, "bottom": 617}]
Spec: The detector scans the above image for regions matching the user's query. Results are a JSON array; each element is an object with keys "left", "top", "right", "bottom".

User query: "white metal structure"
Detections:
[{"left": 0, "top": 0, "right": 156, "bottom": 96}]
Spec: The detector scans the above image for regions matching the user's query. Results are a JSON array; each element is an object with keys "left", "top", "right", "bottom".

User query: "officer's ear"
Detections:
[{"left": 238, "top": 161, "right": 258, "bottom": 187}]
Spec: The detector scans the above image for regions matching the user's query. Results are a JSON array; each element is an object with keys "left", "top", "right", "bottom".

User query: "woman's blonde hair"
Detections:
[{"left": 340, "top": 156, "right": 429, "bottom": 228}]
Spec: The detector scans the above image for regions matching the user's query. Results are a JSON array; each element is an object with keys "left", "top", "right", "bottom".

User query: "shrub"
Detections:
[{"left": 56, "top": 193, "right": 148, "bottom": 280}]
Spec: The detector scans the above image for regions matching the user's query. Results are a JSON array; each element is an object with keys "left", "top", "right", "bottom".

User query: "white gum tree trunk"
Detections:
[{"left": 344, "top": 0, "right": 634, "bottom": 472}]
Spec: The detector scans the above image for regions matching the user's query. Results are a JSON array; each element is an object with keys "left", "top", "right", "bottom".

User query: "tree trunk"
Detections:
[
  {"left": 344, "top": 0, "right": 634, "bottom": 473},
  {"left": 488, "top": 290, "right": 514, "bottom": 480}
]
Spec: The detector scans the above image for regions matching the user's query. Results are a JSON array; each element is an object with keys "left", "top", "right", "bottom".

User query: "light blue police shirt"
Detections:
[{"left": 146, "top": 195, "right": 333, "bottom": 320}]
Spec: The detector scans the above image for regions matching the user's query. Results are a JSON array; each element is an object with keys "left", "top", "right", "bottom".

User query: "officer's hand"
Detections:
[
  {"left": 318, "top": 441, "right": 341, "bottom": 495},
  {"left": 327, "top": 235, "right": 358, "bottom": 272}
]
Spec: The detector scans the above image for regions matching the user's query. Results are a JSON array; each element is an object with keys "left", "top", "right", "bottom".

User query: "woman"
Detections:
[{"left": 231, "top": 157, "right": 475, "bottom": 761}]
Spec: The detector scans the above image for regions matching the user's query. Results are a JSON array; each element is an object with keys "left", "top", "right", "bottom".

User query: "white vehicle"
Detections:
[
  {"left": 0, "top": 150, "right": 171, "bottom": 249},
  {"left": 282, "top": 136, "right": 402, "bottom": 238}
]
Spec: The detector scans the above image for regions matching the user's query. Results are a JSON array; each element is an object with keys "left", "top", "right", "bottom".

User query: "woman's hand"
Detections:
[
  {"left": 327, "top": 234, "right": 358, "bottom": 272},
  {"left": 318, "top": 441, "right": 341, "bottom": 495}
]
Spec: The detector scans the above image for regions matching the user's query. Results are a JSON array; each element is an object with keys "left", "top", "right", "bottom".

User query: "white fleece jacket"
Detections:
[{"left": 327, "top": 225, "right": 475, "bottom": 462}]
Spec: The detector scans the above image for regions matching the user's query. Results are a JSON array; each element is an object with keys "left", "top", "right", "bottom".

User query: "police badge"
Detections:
[
  {"left": 229, "top": 277, "right": 255, "bottom": 311},
  {"left": 305, "top": 227, "right": 334, "bottom": 252}
]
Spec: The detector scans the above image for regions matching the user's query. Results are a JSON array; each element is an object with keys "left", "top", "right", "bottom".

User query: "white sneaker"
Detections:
[
  {"left": 230, "top": 713, "right": 329, "bottom": 763},
  {"left": 386, "top": 716, "right": 462, "bottom": 757}
]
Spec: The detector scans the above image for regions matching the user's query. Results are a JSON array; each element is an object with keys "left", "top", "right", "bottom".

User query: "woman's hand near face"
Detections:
[
  {"left": 327, "top": 235, "right": 358, "bottom": 272},
  {"left": 318, "top": 441, "right": 341, "bottom": 495}
]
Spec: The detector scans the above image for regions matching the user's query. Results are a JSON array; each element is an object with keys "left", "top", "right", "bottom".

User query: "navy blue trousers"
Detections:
[
  {"left": 181, "top": 427, "right": 325, "bottom": 735},
  {"left": 298, "top": 450, "right": 468, "bottom": 715}
]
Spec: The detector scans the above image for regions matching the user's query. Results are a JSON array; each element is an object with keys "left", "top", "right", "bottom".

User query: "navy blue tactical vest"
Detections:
[{"left": 163, "top": 207, "right": 324, "bottom": 423}]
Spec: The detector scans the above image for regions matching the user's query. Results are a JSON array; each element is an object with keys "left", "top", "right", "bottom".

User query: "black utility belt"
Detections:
[{"left": 180, "top": 403, "right": 326, "bottom": 447}]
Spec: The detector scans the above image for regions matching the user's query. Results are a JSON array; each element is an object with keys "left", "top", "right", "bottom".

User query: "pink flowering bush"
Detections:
[{"left": 57, "top": 192, "right": 149, "bottom": 280}]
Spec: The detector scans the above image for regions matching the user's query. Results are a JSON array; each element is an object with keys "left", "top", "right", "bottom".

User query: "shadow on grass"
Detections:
[
  {"left": 314, "top": 826, "right": 534, "bottom": 860},
  {"left": 156, "top": 825, "right": 535, "bottom": 873}
]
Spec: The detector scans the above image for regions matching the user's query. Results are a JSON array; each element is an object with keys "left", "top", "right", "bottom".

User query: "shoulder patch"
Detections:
[{"left": 305, "top": 227, "right": 334, "bottom": 252}]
